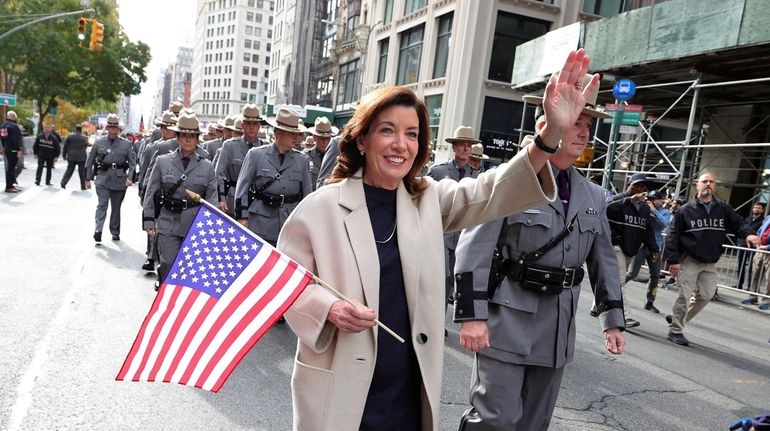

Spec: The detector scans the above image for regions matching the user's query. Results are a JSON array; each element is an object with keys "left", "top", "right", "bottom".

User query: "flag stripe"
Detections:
[
  {"left": 155, "top": 291, "right": 209, "bottom": 382},
  {"left": 177, "top": 250, "right": 279, "bottom": 385},
  {"left": 130, "top": 286, "right": 183, "bottom": 380},
  {"left": 207, "top": 270, "right": 313, "bottom": 392},
  {"left": 146, "top": 288, "right": 197, "bottom": 381},
  {"left": 163, "top": 293, "right": 218, "bottom": 383},
  {"left": 138, "top": 287, "right": 188, "bottom": 381},
  {"left": 194, "top": 256, "right": 303, "bottom": 389}
]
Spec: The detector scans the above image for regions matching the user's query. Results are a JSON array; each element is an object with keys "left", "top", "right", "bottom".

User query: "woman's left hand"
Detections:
[{"left": 327, "top": 300, "right": 376, "bottom": 333}]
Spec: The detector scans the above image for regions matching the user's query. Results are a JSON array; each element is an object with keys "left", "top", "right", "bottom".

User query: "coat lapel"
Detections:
[
  {"left": 396, "top": 182, "right": 420, "bottom": 325},
  {"left": 565, "top": 167, "right": 589, "bottom": 221},
  {"left": 340, "top": 174, "right": 381, "bottom": 329}
]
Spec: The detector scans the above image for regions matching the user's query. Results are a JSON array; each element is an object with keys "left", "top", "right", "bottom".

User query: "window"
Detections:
[
  {"left": 245, "top": 25, "right": 253, "bottom": 36},
  {"left": 250, "top": 81, "right": 258, "bottom": 89},
  {"left": 255, "top": 13, "right": 263, "bottom": 23},
  {"left": 582, "top": 0, "right": 623, "bottom": 17},
  {"left": 240, "top": 92, "right": 248, "bottom": 101},
  {"left": 252, "top": 55, "right": 259, "bottom": 63},
  {"left": 265, "top": 56, "right": 270, "bottom": 65},
  {"left": 480, "top": 98, "right": 533, "bottom": 161},
  {"left": 242, "top": 79, "right": 249, "bottom": 88},
  {"left": 267, "top": 29, "right": 272, "bottom": 38},
  {"left": 254, "top": 40, "right": 261, "bottom": 50},
  {"left": 377, "top": 38, "right": 389, "bottom": 83},
  {"left": 251, "top": 67, "right": 259, "bottom": 76},
  {"left": 337, "top": 59, "right": 360, "bottom": 105},
  {"left": 404, "top": 0, "right": 426, "bottom": 16},
  {"left": 424, "top": 94, "right": 443, "bottom": 150},
  {"left": 264, "top": 69, "right": 269, "bottom": 78},
  {"left": 245, "top": 39, "right": 252, "bottom": 48},
  {"left": 248, "top": 0, "right": 255, "bottom": 6},
  {"left": 254, "top": 27, "right": 262, "bottom": 37},
  {"left": 322, "top": 36, "right": 333, "bottom": 59},
  {"left": 383, "top": 0, "right": 393, "bottom": 25},
  {"left": 396, "top": 25, "right": 423, "bottom": 85},
  {"left": 433, "top": 14, "right": 453, "bottom": 79},
  {"left": 257, "top": 0, "right": 263, "bottom": 7},
  {"left": 247, "top": 11, "right": 254, "bottom": 21},
  {"left": 243, "top": 52, "right": 251, "bottom": 61},
  {"left": 347, "top": 15, "right": 360, "bottom": 36},
  {"left": 488, "top": 12, "right": 549, "bottom": 82}
]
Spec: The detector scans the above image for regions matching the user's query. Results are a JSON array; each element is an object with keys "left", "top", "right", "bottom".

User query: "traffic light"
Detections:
[
  {"left": 89, "top": 21, "right": 104, "bottom": 52},
  {"left": 77, "top": 18, "right": 87, "bottom": 46}
]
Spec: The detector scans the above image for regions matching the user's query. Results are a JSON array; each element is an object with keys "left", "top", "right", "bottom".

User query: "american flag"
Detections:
[
  {"left": 116, "top": 200, "right": 313, "bottom": 392},
  {"left": 138, "top": 114, "right": 145, "bottom": 133}
]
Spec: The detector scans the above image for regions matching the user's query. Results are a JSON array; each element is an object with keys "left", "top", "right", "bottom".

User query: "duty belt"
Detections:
[
  {"left": 223, "top": 179, "right": 237, "bottom": 196},
  {"left": 161, "top": 197, "right": 201, "bottom": 213},
  {"left": 509, "top": 260, "right": 584, "bottom": 295},
  {"left": 255, "top": 192, "right": 300, "bottom": 207},
  {"left": 97, "top": 162, "right": 128, "bottom": 171}
]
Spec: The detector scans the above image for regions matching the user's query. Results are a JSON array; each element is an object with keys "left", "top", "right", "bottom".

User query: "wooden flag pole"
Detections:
[
  {"left": 311, "top": 275, "right": 405, "bottom": 344},
  {"left": 185, "top": 190, "right": 405, "bottom": 344}
]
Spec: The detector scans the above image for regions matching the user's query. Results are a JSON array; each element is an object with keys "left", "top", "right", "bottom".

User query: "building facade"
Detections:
[
  {"left": 191, "top": 0, "right": 275, "bottom": 126},
  {"left": 170, "top": 47, "right": 193, "bottom": 106}
]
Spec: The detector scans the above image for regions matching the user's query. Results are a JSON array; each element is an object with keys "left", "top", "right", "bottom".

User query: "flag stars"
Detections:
[
  {"left": 206, "top": 219, "right": 213, "bottom": 226},
  {"left": 196, "top": 221, "right": 204, "bottom": 229},
  {"left": 227, "top": 227, "right": 235, "bottom": 234},
  {"left": 204, "top": 210, "right": 211, "bottom": 218},
  {"left": 215, "top": 287, "right": 223, "bottom": 294},
  {"left": 239, "top": 235, "right": 247, "bottom": 243},
  {"left": 215, "top": 218, "right": 223, "bottom": 226}
]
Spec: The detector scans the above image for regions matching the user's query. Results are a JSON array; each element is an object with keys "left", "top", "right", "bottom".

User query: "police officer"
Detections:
[
  {"left": 85, "top": 114, "right": 136, "bottom": 242},
  {"left": 468, "top": 143, "right": 489, "bottom": 174},
  {"left": 142, "top": 112, "right": 218, "bottom": 290},
  {"left": 144, "top": 109, "right": 209, "bottom": 188},
  {"left": 60, "top": 125, "right": 89, "bottom": 190},
  {"left": 234, "top": 108, "right": 311, "bottom": 247},
  {"left": 606, "top": 172, "right": 659, "bottom": 328},
  {"left": 215, "top": 104, "right": 266, "bottom": 217},
  {"left": 304, "top": 116, "right": 338, "bottom": 191},
  {"left": 138, "top": 111, "right": 177, "bottom": 201},
  {"left": 664, "top": 172, "right": 759, "bottom": 346},
  {"left": 454, "top": 74, "right": 625, "bottom": 431},
  {"left": 203, "top": 118, "right": 226, "bottom": 161},
  {"left": 33, "top": 124, "right": 61, "bottom": 186},
  {"left": 427, "top": 126, "right": 480, "bottom": 308}
]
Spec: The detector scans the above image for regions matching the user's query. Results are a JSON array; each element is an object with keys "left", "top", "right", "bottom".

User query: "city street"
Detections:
[{"left": 1, "top": 156, "right": 769, "bottom": 431}]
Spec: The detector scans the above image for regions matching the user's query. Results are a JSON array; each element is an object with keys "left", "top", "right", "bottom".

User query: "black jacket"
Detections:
[
  {"left": 62, "top": 132, "right": 88, "bottom": 162},
  {"left": 33, "top": 132, "right": 61, "bottom": 159},
  {"left": 737, "top": 214, "right": 765, "bottom": 247},
  {"left": 606, "top": 191, "right": 658, "bottom": 256},
  {"left": 1, "top": 120, "right": 23, "bottom": 152},
  {"left": 665, "top": 198, "right": 753, "bottom": 264}
]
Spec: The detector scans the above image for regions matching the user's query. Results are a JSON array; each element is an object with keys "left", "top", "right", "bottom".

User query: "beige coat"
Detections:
[{"left": 278, "top": 149, "right": 556, "bottom": 431}]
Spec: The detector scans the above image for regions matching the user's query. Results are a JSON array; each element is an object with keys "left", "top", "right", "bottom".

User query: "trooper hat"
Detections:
[
  {"left": 307, "top": 116, "right": 339, "bottom": 137},
  {"left": 228, "top": 117, "right": 243, "bottom": 132},
  {"left": 157, "top": 110, "right": 178, "bottom": 127},
  {"left": 304, "top": 136, "right": 316, "bottom": 148},
  {"left": 469, "top": 143, "right": 489, "bottom": 160},
  {"left": 218, "top": 115, "right": 233, "bottom": 129},
  {"left": 445, "top": 126, "right": 482, "bottom": 144},
  {"left": 106, "top": 113, "right": 122, "bottom": 129},
  {"left": 523, "top": 74, "right": 612, "bottom": 119},
  {"left": 168, "top": 112, "right": 203, "bottom": 135},
  {"left": 242, "top": 104, "right": 265, "bottom": 123},
  {"left": 267, "top": 108, "right": 307, "bottom": 133},
  {"left": 168, "top": 101, "right": 184, "bottom": 115}
]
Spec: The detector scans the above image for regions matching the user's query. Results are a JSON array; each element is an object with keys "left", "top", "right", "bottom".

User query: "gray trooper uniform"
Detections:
[
  {"left": 233, "top": 144, "right": 312, "bottom": 246},
  {"left": 142, "top": 149, "right": 218, "bottom": 283},
  {"left": 427, "top": 160, "right": 477, "bottom": 306},
  {"left": 143, "top": 138, "right": 209, "bottom": 191},
  {"left": 316, "top": 137, "right": 340, "bottom": 189},
  {"left": 454, "top": 165, "right": 625, "bottom": 431},
  {"left": 214, "top": 136, "right": 264, "bottom": 216},
  {"left": 204, "top": 137, "right": 223, "bottom": 162},
  {"left": 303, "top": 146, "right": 326, "bottom": 191},
  {"left": 85, "top": 135, "right": 136, "bottom": 237},
  {"left": 137, "top": 138, "right": 163, "bottom": 199}
]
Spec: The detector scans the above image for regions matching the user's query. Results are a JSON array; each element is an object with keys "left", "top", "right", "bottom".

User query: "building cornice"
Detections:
[
  {"left": 395, "top": 6, "right": 429, "bottom": 27},
  {"left": 433, "top": 0, "right": 455, "bottom": 10},
  {"left": 498, "top": 0, "right": 560, "bottom": 15},
  {"left": 424, "top": 77, "right": 446, "bottom": 89}
]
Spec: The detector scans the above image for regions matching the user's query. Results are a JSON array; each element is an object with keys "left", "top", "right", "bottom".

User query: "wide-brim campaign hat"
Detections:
[
  {"left": 168, "top": 112, "right": 203, "bottom": 135},
  {"left": 157, "top": 110, "right": 177, "bottom": 127},
  {"left": 304, "top": 136, "right": 316, "bottom": 147},
  {"left": 242, "top": 104, "right": 266, "bottom": 123},
  {"left": 266, "top": 108, "right": 307, "bottom": 133},
  {"left": 522, "top": 74, "right": 612, "bottom": 119},
  {"left": 168, "top": 101, "right": 184, "bottom": 115},
  {"left": 218, "top": 115, "right": 233, "bottom": 129},
  {"left": 105, "top": 113, "right": 122, "bottom": 128},
  {"left": 446, "top": 126, "right": 481, "bottom": 144},
  {"left": 228, "top": 118, "right": 243, "bottom": 132},
  {"left": 469, "top": 143, "right": 489, "bottom": 160},
  {"left": 307, "top": 116, "right": 338, "bottom": 137}
]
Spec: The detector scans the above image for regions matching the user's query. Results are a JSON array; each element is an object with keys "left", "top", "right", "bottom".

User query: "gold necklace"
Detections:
[{"left": 375, "top": 221, "right": 397, "bottom": 244}]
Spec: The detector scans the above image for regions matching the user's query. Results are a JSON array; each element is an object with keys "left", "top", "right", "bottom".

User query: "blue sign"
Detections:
[{"left": 612, "top": 79, "right": 636, "bottom": 101}]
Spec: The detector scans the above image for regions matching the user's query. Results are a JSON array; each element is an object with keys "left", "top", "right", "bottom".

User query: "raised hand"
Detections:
[{"left": 542, "top": 49, "right": 599, "bottom": 135}]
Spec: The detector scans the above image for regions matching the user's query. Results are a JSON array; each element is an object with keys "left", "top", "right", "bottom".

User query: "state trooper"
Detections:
[
  {"left": 427, "top": 126, "right": 480, "bottom": 308},
  {"left": 212, "top": 116, "right": 242, "bottom": 167},
  {"left": 85, "top": 114, "right": 137, "bottom": 242},
  {"left": 142, "top": 112, "right": 218, "bottom": 290},
  {"left": 138, "top": 111, "right": 177, "bottom": 200},
  {"left": 468, "top": 143, "right": 489, "bottom": 174},
  {"left": 234, "top": 108, "right": 311, "bottom": 247},
  {"left": 203, "top": 118, "right": 226, "bottom": 161},
  {"left": 454, "top": 74, "right": 625, "bottom": 431},
  {"left": 143, "top": 108, "right": 209, "bottom": 189},
  {"left": 215, "top": 104, "right": 266, "bottom": 217},
  {"left": 304, "top": 116, "right": 338, "bottom": 191}
]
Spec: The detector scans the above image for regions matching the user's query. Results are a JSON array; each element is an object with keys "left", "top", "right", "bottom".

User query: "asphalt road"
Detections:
[{"left": 1, "top": 156, "right": 768, "bottom": 430}]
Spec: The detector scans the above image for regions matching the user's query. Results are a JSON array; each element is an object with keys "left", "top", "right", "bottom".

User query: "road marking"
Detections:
[
  {"left": 9, "top": 185, "right": 43, "bottom": 203},
  {"left": 51, "top": 188, "right": 73, "bottom": 204},
  {"left": 6, "top": 240, "right": 91, "bottom": 431}
]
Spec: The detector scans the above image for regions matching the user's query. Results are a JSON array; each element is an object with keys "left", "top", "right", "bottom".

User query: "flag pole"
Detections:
[{"left": 185, "top": 190, "right": 405, "bottom": 344}]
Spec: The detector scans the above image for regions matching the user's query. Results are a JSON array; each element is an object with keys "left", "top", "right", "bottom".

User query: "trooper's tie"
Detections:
[
  {"left": 458, "top": 165, "right": 465, "bottom": 180},
  {"left": 181, "top": 156, "right": 190, "bottom": 170},
  {"left": 557, "top": 170, "right": 570, "bottom": 214}
]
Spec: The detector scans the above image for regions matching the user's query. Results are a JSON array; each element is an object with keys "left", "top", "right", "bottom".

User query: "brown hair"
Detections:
[{"left": 327, "top": 86, "right": 430, "bottom": 195}]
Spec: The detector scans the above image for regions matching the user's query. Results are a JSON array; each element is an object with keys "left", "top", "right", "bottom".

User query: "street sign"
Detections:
[
  {"left": 612, "top": 79, "right": 636, "bottom": 101},
  {"left": 604, "top": 103, "right": 643, "bottom": 112},
  {"left": 603, "top": 111, "right": 643, "bottom": 126},
  {"left": 619, "top": 125, "right": 638, "bottom": 134},
  {"left": 48, "top": 107, "right": 58, "bottom": 115},
  {"left": 0, "top": 93, "right": 17, "bottom": 107}
]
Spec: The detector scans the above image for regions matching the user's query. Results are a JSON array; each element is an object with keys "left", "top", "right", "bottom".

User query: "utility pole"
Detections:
[{"left": 0, "top": 9, "right": 95, "bottom": 42}]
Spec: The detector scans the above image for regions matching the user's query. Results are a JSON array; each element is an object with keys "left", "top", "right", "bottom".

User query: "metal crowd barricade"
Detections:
[{"left": 715, "top": 244, "right": 770, "bottom": 302}]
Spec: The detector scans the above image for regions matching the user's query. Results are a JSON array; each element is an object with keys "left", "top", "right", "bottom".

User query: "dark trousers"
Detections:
[
  {"left": 61, "top": 160, "right": 86, "bottom": 189},
  {"left": 626, "top": 245, "right": 662, "bottom": 302},
  {"left": 35, "top": 156, "right": 54, "bottom": 184},
  {"left": 4, "top": 152, "right": 18, "bottom": 188},
  {"left": 736, "top": 248, "right": 755, "bottom": 290}
]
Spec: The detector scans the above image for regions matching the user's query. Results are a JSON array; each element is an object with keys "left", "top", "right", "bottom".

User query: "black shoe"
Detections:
[
  {"left": 665, "top": 314, "right": 672, "bottom": 324},
  {"left": 625, "top": 318, "right": 640, "bottom": 328},
  {"left": 667, "top": 331, "right": 690, "bottom": 346},
  {"left": 112, "top": 234, "right": 120, "bottom": 241},
  {"left": 633, "top": 277, "right": 649, "bottom": 283},
  {"left": 154, "top": 281, "right": 160, "bottom": 292},
  {"left": 141, "top": 259, "right": 155, "bottom": 271},
  {"left": 741, "top": 298, "right": 758, "bottom": 305},
  {"left": 644, "top": 301, "right": 660, "bottom": 314},
  {"left": 666, "top": 278, "right": 676, "bottom": 285},
  {"left": 590, "top": 308, "right": 599, "bottom": 318},
  {"left": 60, "top": 183, "right": 66, "bottom": 189},
  {"left": 93, "top": 231, "right": 102, "bottom": 242},
  {"left": 34, "top": 180, "right": 40, "bottom": 186},
  {"left": 45, "top": 182, "right": 52, "bottom": 186}
]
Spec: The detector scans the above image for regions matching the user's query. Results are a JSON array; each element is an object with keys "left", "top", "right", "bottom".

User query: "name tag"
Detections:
[{"left": 523, "top": 209, "right": 541, "bottom": 214}]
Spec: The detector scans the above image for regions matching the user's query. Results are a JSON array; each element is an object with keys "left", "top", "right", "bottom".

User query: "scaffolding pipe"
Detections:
[
  {"left": 694, "top": 76, "right": 770, "bottom": 89},
  {"left": 674, "top": 78, "right": 701, "bottom": 198},
  {"left": 664, "top": 142, "right": 770, "bottom": 149}
]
